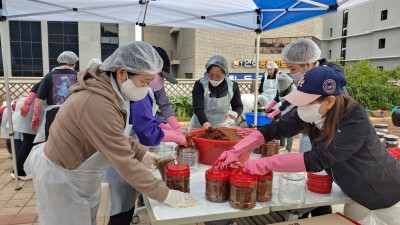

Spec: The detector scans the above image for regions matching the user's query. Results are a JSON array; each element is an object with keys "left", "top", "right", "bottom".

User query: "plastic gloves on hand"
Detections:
[
  {"left": 167, "top": 116, "right": 182, "bottom": 133},
  {"left": 142, "top": 151, "right": 159, "bottom": 169},
  {"left": 163, "top": 190, "right": 201, "bottom": 208},
  {"left": 265, "top": 100, "right": 277, "bottom": 113},
  {"left": 162, "top": 129, "right": 187, "bottom": 146},
  {"left": 31, "top": 105, "right": 41, "bottom": 131},
  {"left": 159, "top": 123, "right": 172, "bottom": 130},
  {"left": 243, "top": 153, "right": 306, "bottom": 175},
  {"left": 21, "top": 92, "right": 36, "bottom": 117},
  {"left": 218, "top": 129, "right": 265, "bottom": 167},
  {"left": 267, "top": 109, "right": 281, "bottom": 119},
  {"left": 228, "top": 110, "right": 238, "bottom": 120}
]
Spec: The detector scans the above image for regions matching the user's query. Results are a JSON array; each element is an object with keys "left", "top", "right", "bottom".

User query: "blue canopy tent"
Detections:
[{"left": 0, "top": 0, "right": 369, "bottom": 187}]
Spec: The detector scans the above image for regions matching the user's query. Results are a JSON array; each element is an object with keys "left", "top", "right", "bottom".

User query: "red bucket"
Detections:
[{"left": 188, "top": 128, "right": 250, "bottom": 165}]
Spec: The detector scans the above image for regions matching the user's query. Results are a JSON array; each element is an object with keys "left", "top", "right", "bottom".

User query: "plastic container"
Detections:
[
  {"left": 229, "top": 169, "right": 258, "bottom": 210},
  {"left": 178, "top": 148, "right": 199, "bottom": 170},
  {"left": 155, "top": 155, "right": 178, "bottom": 181},
  {"left": 261, "top": 141, "right": 279, "bottom": 157},
  {"left": 189, "top": 128, "right": 250, "bottom": 165},
  {"left": 392, "top": 106, "right": 400, "bottom": 127},
  {"left": 205, "top": 161, "right": 231, "bottom": 203},
  {"left": 256, "top": 172, "right": 273, "bottom": 202},
  {"left": 278, "top": 172, "right": 306, "bottom": 205},
  {"left": 244, "top": 112, "right": 272, "bottom": 127},
  {"left": 165, "top": 164, "right": 190, "bottom": 193},
  {"left": 150, "top": 144, "right": 174, "bottom": 157}
]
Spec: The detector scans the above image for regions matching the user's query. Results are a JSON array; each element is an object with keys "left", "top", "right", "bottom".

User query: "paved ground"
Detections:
[{"left": 0, "top": 136, "right": 344, "bottom": 225}]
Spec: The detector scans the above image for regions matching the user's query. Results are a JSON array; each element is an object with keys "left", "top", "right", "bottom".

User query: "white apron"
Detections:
[
  {"left": 33, "top": 105, "right": 60, "bottom": 143},
  {"left": 262, "top": 73, "right": 279, "bottom": 109},
  {"left": 30, "top": 144, "right": 110, "bottom": 225},
  {"left": 12, "top": 97, "right": 46, "bottom": 135},
  {"left": 103, "top": 75, "right": 135, "bottom": 216},
  {"left": 188, "top": 77, "right": 233, "bottom": 131},
  {"left": 278, "top": 84, "right": 296, "bottom": 115}
]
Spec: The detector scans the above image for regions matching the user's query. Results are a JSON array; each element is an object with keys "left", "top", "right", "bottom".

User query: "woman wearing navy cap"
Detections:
[{"left": 218, "top": 66, "right": 400, "bottom": 224}]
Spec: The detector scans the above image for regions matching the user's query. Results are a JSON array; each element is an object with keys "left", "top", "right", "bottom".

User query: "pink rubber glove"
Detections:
[
  {"left": 162, "top": 129, "right": 187, "bottom": 146},
  {"left": 218, "top": 130, "right": 265, "bottom": 167},
  {"left": 31, "top": 105, "right": 41, "bottom": 131},
  {"left": 267, "top": 109, "right": 281, "bottom": 119},
  {"left": 159, "top": 123, "right": 172, "bottom": 130},
  {"left": 20, "top": 92, "right": 36, "bottom": 117},
  {"left": 265, "top": 100, "right": 277, "bottom": 113},
  {"left": 243, "top": 153, "right": 306, "bottom": 175},
  {"left": 167, "top": 116, "right": 183, "bottom": 133}
]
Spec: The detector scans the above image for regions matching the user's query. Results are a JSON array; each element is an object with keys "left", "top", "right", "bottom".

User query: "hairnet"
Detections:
[
  {"left": 57, "top": 51, "right": 79, "bottom": 64},
  {"left": 266, "top": 61, "right": 278, "bottom": 69},
  {"left": 257, "top": 95, "right": 269, "bottom": 107},
  {"left": 205, "top": 55, "right": 228, "bottom": 75},
  {"left": 280, "top": 39, "right": 321, "bottom": 64},
  {"left": 87, "top": 58, "right": 102, "bottom": 68},
  {"left": 277, "top": 73, "right": 293, "bottom": 91},
  {"left": 99, "top": 41, "right": 163, "bottom": 75}
]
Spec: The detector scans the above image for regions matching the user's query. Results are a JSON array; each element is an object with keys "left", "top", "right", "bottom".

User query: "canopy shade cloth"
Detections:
[{"left": 1, "top": 0, "right": 368, "bottom": 32}]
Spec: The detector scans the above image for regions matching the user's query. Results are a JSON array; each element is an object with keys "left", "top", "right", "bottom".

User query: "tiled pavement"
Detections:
[{"left": 0, "top": 136, "right": 343, "bottom": 225}]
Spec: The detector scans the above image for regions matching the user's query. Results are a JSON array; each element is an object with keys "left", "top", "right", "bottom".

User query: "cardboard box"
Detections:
[{"left": 272, "top": 213, "right": 360, "bottom": 225}]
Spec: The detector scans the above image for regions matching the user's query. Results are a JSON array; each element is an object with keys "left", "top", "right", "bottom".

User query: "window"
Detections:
[
  {"left": 340, "top": 49, "right": 346, "bottom": 63},
  {"left": 48, "top": 21, "right": 79, "bottom": 71},
  {"left": 328, "top": 50, "right": 332, "bottom": 59},
  {"left": 101, "top": 23, "right": 119, "bottom": 61},
  {"left": 381, "top": 10, "right": 388, "bottom": 21},
  {"left": 377, "top": 66, "right": 384, "bottom": 71},
  {"left": 342, "top": 29, "right": 347, "bottom": 36},
  {"left": 329, "top": 28, "right": 333, "bottom": 37},
  {"left": 341, "top": 38, "right": 347, "bottom": 49},
  {"left": 185, "top": 73, "right": 193, "bottom": 79},
  {"left": 378, "top": 38, "right": 386, "bottom": 49},
  {"left": 9, "top": 21, "right": 43, "bottom": 77},
  {"left": 259, "top": 36, "right": 315, "bottom": 54},
  {"left": 342, "top": 10, "right": 348, "bottom": 29}
]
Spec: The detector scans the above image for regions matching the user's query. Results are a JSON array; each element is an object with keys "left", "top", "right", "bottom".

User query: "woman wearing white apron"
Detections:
[
  {"left": 258, "top": 61, "right": 280, "bottom": 110},
  {"left": 188, "top": 55, "right": 243, "bottom": 130},
  {"left": 29, "top": 41, "right": 199, "bottom": 225}
]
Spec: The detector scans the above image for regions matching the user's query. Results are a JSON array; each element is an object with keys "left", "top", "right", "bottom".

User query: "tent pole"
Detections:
[
  {"left": 0, "top": 19, "right": 21, "bottom": 190},
  {"left": 253, "top": 33, "right": 261, "bottom": 127}
]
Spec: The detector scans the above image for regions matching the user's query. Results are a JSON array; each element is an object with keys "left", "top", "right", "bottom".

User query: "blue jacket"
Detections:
[
  {"left": 258, "top": 103, "right": 400, "bottom": 210},
  {"left": 129, "top": 93, "right": 165, "bottom": 146}
]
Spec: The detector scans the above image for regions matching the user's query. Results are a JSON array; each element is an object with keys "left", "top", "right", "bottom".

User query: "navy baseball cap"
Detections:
[{"left": 283, "top": 66, "right": 347, "bottom": 106}]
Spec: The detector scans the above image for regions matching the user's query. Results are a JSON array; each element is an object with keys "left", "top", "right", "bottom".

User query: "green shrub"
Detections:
[
  {"left": 343, "top": 60, "right": 400, "bottom": 110},
  {"left": 155, "top": 96, "right": 193, "bottom": 122}
]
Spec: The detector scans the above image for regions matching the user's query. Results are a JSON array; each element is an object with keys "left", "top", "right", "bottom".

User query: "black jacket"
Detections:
[{"left": 258, "top": 104, "right": 400, "bottom": 210}]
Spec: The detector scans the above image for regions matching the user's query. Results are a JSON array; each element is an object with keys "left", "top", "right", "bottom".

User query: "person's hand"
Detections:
[
  {"left": 162, "top": 130, "right": 187, "bottom": 146},
  {"left": 31, "top": 116, "right": 40, "bottom": 132},
  {"left": 264, "top": 100, "right": 277, "bottom": 113},
  {"left": 228, "top": 111, "right": 238, "bottom": 120},
  {"left": 167, "top": 116, "right": 183, "bottom": 133},
  {"left": 201, "top": 122, "right": 211, "bottom": 129},
  {"left": 20, "top": 104, "right": 30, "bottom": 117},
  {"left": 218, "top": 129, "right": 265, "bottom": 168},
  {"left": 159, "top": 123, "right": 172, "bottom": 130},
  {"left": 267, "top": 109, "right": 281, "bottom": 119},
  {"left": 142, "top": 151, "right": 159, "bottom": 169},
  {"left": 236, "top": 128, "right": 256, "bottom": 138},
  {"left": 163, "top": 190, "right": 201, "bottom": 208}
]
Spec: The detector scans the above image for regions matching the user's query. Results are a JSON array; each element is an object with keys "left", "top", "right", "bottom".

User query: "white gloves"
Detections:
[
  {"left": 163, "top": 190, "right": 201, "bottom": 208},
  {"left": 228, "top": 110, "right": 238, "bottom": 120},
  {"left": 142, "top": 151, "right": 159, "bottom": 169}
]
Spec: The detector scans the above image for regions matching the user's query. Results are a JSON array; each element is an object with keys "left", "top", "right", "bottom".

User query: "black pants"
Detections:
[
  {"left": 45, "top": 107, "right": 59, "bottom": 141},
  {"left": 299, "top": 206, "right": 332, "bottom": 219},
  {"left": 108, "top": 206, "right": 135, "bottom": 225},
  {"left": 16, "top": 133, "right": 37, "bottom": 176}
]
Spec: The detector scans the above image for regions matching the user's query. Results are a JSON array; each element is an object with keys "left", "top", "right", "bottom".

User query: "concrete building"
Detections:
[
  {"left": 321, "top": 0, "right": 400, "bottom": 69},
  {"left": 0, "top": 18, "right": 322, "bottom": 79}
]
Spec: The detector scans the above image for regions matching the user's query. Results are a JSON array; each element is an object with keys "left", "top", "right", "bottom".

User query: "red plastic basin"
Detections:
[{"left": 188, "top": 128, "right": 250, "bottom": 165}]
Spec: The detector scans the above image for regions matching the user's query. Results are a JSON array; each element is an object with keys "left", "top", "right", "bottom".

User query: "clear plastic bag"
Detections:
[{"left": 359, "top": 212, "right": 388, "bottom": 225}]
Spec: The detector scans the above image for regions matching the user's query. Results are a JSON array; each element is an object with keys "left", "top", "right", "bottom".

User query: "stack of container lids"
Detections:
[{"left": 307, "top": 171, "right": 333, "bottom": 194}]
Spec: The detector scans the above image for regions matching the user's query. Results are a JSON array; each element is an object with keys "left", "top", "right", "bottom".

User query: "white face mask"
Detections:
[
  {"left": 121, "top": 79, "right": 149, "bottom": 101},
  {"left": 209, "top": 78, "right": 224, "bottom": 87},
  {"left": 297, "top": 103, "right": 324, "bottom": 123},
  {"left": 291, "top": 72, "right": 304, "bottom": 81}
]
